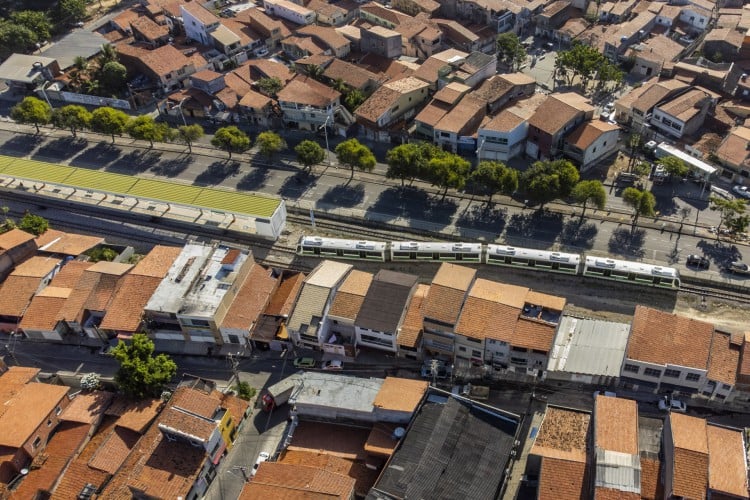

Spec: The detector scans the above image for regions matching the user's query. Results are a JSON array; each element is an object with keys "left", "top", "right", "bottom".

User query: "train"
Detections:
[{"left": 297, "top": 236, "right": 681, "bottom": 289}]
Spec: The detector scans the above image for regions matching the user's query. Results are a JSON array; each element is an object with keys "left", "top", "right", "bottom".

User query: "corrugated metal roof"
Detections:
[
  {"left": 547, "top": 316, "right": 630, "bottom": 376},
  {"left": 594, "top": 448, "right": 641, "bottom": 493}
]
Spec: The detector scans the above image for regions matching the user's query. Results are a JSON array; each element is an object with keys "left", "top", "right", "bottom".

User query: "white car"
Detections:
[
  {"left": 251, "top": 451, "right": 270, "bottom": 477},
  {"left": 658, "top": 398, "right": 687, "bottom": 413},
  {"left": 732, "top": 185, "right": 750, "bottom": 199},
  {"left": 321, "top": 359, "right": 343, "bottom": 370}
]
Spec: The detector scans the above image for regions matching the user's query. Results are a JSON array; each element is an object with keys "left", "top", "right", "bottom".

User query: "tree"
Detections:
[
  {"left": 335, "top": 138, "right": 376, "bottom": 183},
  {"left": 0, "top": 21, "right": 37, "bottom": 59},
  {"left": 11, "top": 97, "right": 51, "bottom": 134},
  {"left": 571, "top": 180, "right": 606, "bottom": 219},
  {"left": 496, "top": 32, "right": 527, "bottom": 70},
  {"left": 70, "top": 56, "right": 90, "bottom": 92},
  {"left": 386, "top": 143, "right": 426, "bottom": 186},
  {"left": 52, "top": 105, "right": 91, "bottom": 138},
  {"left": 657, "top": 155, "right": 689, "bottom": 179},
  {"left": 11, "top": 10, "right": 52, "bottom": 43},
  {"left": 627, "top": 133, "right": 641, "bottom": 171},
  {"left": 469, "top": 160, "right": 519, "bottom": 206},
  {"left": 521, "top": 159, "right": 580, "bottom": 208},
  {"left": 90, "top": 106, "right": 130, "bottom": 143},
  {"left": 255, "top": 131, "right": 286, "bottom": 163},
  {"left": 87, "top": 246, "right": 117, "bottom": 262},
  {"left": 622, "top": 187, "right": 656, "bottom": 230},
  {"left": 97, "top": 43, "right": 118, "bottom": 68},
  {"left": 256, "top": 77, "right": 283, "bottom": 97},
  {"left": 18, "top": 212, "right": 49, "bottom": 235},
  {"left": 423, "top": 153, "right": 471, "bottom": 201},
  {"left": 98, "top": 61, "right": 127, "bottom": 95},
  {"left": 344, "top": 89, "right": 366, "bottom": 112},
  {"left": 709, "top": 196, "right": 747, "bottom": 239},
  {"left": 126, "top": 115, "right": 171, "bottom": 147},
  {"left": 80, "top": 372, "right": 101, "bottom": 391},
  {"left": 111, "top": 333, "right": 177, "bottom": 399},
  {"left": 57, "top": 0, "right": 87, "bottom": 24},
  {"left": 211, "top": 125, "right": 250, "bottom": 159},
  {"left": 177, "top": 124, "right": 204, "bottom": 153},
  {"left": 307, "top": 64, "right": 324, "bottom": 80},
  {"left": 295, "top": 139, "right": 326, "bottom": 174},
  {"left": 555, "top": 42, "right": 614, "bottom": 92}
]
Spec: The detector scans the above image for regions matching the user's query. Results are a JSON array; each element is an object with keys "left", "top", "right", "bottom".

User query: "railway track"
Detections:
[
  {"left": 286, "top": 210, "right": 434, "bottom": 243},
  {"left": 680, "top": 284, "right": 750, "bottom": 304}
]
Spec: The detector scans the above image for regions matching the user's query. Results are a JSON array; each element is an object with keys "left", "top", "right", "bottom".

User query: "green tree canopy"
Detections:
[
  {"left": 57, "top": 0, "right": 87, "bottom": 24},
  {"left": 90, "top": 106, "right": 130, "bottom": 143},
  {"left": 18, "top": 212, "right": 49, "bottom": 236},
  {"left": 256, "top": 77, "right": 283, "bottom": 97},
  {"left": 344, "top": 89, "right": 366, "bottom": 112},
  {"left": 496, "top": 32, "right": 527, "bottom": 70},
  {"left": 52, "top": 105, "right": 91, "bottom": 138},
  {"left": 111, "top": 334, "right": 177, "bottom": 399},
  {"left": 295, "top": 139, "right": 326, "bottom": 173},
  {"left": 423, "top": 152, "right": 471, "bottom": 200},
  {"left": 335, "top": 138, "right": 376, "bottom": 182},
  {"left": 571, "top": 179, "right": 606, "bottom": 219},
  {"left": 97, "top": 43, "right": 118, "bottom": 67},
  {"left": 211, "top": 125, "right": 250, "bottom": 159},
  {"left": 469, "top": 160, "right": 519, "bottom": 205},
  {"left": 126, "top": 115, "right": 171, "bottom": 147},
  {"left": 385, "top": 143, "right": 427, "bottom": 186},
  {"left": 11, "top": 10, "right": 52, "bottom": 42},
  {"left": 521, "top": 159, "right": 580, "bottom": 208},
  {"left": 11, "top": 96, "right": 52, "bottom": 134},
  {"left": 622, "top": 187, "right": 656, "bottom": 229},
  {"left": 255, "top": 131, "right": 287, "bottom": 162},
  {"left": 0, "top": 21, "right": 37, "bottom": 59},
  {"left": 657, "top": 155, "right": 689, "bottom": 179},
  {"left": 555, "top": 42, "right": 622, "bottom": 92},
  {"left": 709, "top": 196, "right": 747, "bottom": 239},
  {"left": 177, "top": 124, "right": 204, "bottom": 153},
  {"left": 98, "top": 61, "right": 127, "bottom": 95}
]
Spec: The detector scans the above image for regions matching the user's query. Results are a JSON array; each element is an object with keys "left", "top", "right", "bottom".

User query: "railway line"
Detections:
[{"left": 679, "top": 284, "right": 750, "bottom": 305}]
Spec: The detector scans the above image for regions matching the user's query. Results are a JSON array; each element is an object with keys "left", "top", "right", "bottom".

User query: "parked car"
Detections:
[
  {"left": 603, "top": 102, "right": 615, "bottom": 113},
  {"left": 251, "top": 451, "right": 270, "bottom": 477},
  {"left": 293, "top": 356, "right": 315, "bottom": 368},
  {"left": 686, "top": 254, "right": 709, "bottom": 269},
  {"left": 321, "top": 359, "right": 343, "bottom": 371},
  {"left": 727, "top": 261, "right": 750, "bottom": 275},
  {"left": 732, "top": 185, "right": 750, "bottom": 199},
  {"left": 658, "top": 398, "right": 687, "bottom": 413}
]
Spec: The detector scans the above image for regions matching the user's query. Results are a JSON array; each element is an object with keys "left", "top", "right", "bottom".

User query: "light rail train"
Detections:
[{"left": 297, "top": 236, "right": 681, "bottom": 289}]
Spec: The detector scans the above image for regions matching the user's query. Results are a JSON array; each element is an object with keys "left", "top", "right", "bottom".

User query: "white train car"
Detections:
[
  {"left": 297, "top": 236, "right": 387, "bottom": 261},
  {"left": 485, "top": 245, "right": 581, "bottom": 274},
  {"left": 583, "top": 256, "right": 680, "bottom": 288},
  {"left": 390, "top": 241, "right": 482, "bottom": 262}
]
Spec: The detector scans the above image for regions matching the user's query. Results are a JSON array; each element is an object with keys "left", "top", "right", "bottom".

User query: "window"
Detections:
[
  {"left": 593, "top": 147, "right": 597, "bottom": 153},
  {"left": 47, "top": 419, "right": 53, "bottom": 427},
  {"left": 623, "top": 364, "right": 639, "bottom": 374},
  {"left": 190, "top": 319, "right": 210, "bottom": 327},
  {"left": 643, "top": 368, "right": 661, "bottom": 377},
  {"left": 55, "top": 406, "right": 62, "bottom": 416},
  {"left": 458, "top": 346, "right": 467, "bottom": 352},
  {"left": 686, "top": 373, "right": 700, "bottom": 382},
  {"left": 227, "top": 334, "right": 240, "bottom": 344},
  {"left": 664, "top": 369, "right": 681, "bottom": 378},
  {"left": 471, "top": 350, "right": 482, "bottom": 358},
  {"left": 33, "top": 436, "right": 42, "bottom": 449},
  {"left": 722, "top": 383, "right": 732, "bottom": 390}
]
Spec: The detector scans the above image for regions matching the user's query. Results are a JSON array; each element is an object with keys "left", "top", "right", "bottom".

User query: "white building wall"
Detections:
[
  {"left": 181, "top": 7, "right": 212, "bottom": 45},
  {"left": 650, "top": 108, "right": 686, "bottom": 138},
  {"left": 263, "top": 0, "right": 316, "bottom": 25},
  {"left": 478, "top": 122, "right": 528, "bottom": 161},
  {"left": 484, "top": 338, "right": 511, "bottom": 365},
  {"left": 354, "top": 326, "right": 397, "bottom": 352},
  {"left": 454, "top": 334, "right": 485, "bottom": 363},
  {"left": 679, "top": 8, "right": 710, "bottom": 30},
  {"left": 582, "top": 129, "right": 620, "bottom": 167},
  {"left": 620, "top": 357, "right": 707, "bottom": 391}
]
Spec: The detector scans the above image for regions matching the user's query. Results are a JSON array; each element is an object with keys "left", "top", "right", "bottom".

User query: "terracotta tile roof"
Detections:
[
  {"left": 528, "top": 93, "right": 591, "bottom": 135},
  {"left": 482, "top": 107, "right": 526, "bottom": 132},
  {"left": 670, "top": 413, "right": 708, "bottom": 453},
  {"left": 595, "top": 487, "right": 639, "bottom": 499},
  {"left": 431, "top": 262, "right": 476, "bottom": 290},
  {"left": 19, "top": 293, "right": 68, "bottom": 331},
  {"left": 640, "top": 457, "right": 663, "bottom": 500},
  {"left": 219, "top": 262, "right": 277, "bottom": 330},
  {"left": 131, "top": 15, "right": 169, "bottom": 40},
  {"left": 455, "top": 279, "right": 521, "bottom": 342},
  {"left": 0, "top": 275, "right": 44, "bottom": 317},
  {"left": 530, "top": 406, "right": 590, "bottom": 462},
  {"left": 49, "top": 261, "right": 94, "bottom": 287},
  {"left": 220, "top": 392, "right": 250, "bottom": 428},
  {"left": 111, "top": 8, "right": 141, "bottom": 32},
  {"left": 99, "top": 274, "right": 162, "bottom": 332},
  {"left": 525, "top": 290, "right": 566, "bottom": 311},
  {"left": 538, "top": 457, "right": 588, "bottom": 500},
  {"left": 239, "top": 482, "right": 340, "bottom": 499},
  {"left": 740, "top": 332, "right": 750, "bottom": 380},
  {"left": 415, "top": 100, "right": 451, "bottom": 128},
  {"left": 278, "top": 449, "right": 353, "bottom": 476},
  {"left": 656, "top": 88, "right": 711, "bottom": 122},
  {"left": 364, "top": 422, "right": 400, "bottom": 456},
  {"left": 434, "top": 94, "right": 486, "bottom": 135},
  {"left": 277, "top": 447, "right": 380, "bottom": 496},
  {"left": 372, "top": 377, "right": 428, "bottom": 413},
  {"left": 323, "top": 58, "right": 383, "bottom": 90},
  {"left": 673, "top": 448, "right": 709, "bottom": 499},
  {"left": 284, "top": 35, "right": 327, "bottom": 55},
  {"left": 278, "top": 75, "right": 341, "bottom": 107},
  {"left": 707, "top": 331, "right": 740, "bottom": 386},
  {"left": 594, "top": 395, "right": 638, "bottom": 454},
  {"left": 297, "top": 25, "right": 350, "bottom": 51},
  {"left": 0, "top": 383, "right": 69, "bottom": 447},
  {"left": 60, "top": 391, "right": 113, "bottom": 424},
  {"left": 104, "top": 397, "right": 162, "bottom": 433},
  {"left": 423, "top": 283, "right": 466, "bottom": 326},
  {"left": 566, "top": 120, "right": 620, "bottom": 150},
  {"left": 328, "top": 270, "right": 373, "bottom": 320},
  {"left": 513, "top": 318, "right": 557, "bottom": 352},
  {"left": 181, "top": 1, "right": 219, "bottom": 25},
  {"left": 624, "top": 79, "right": 689, "bottom": 114},
  {"left": 122, "top": 43, "right": 195, "bottom": 78},
  {"left": 627, "top": 305, "right": 714, "bottom": 369},
  {"left": 245, "top": 59, "right": 296, "bottom": 83},
  {"left": 224, "top": 70, "right": 253, "bottom": 97},
  {"left": 716, "top": 126, "right": 750, "bottom": 169},
  {"left": 191, "top": 69, "right": 223, "bottom": 82},
  {"left": 250, "top": 462, "right": 356, "bottom": 498},
  {"left": 265, "top": 272, "right": 305, "bottom": 317},
  {"left": 707, "top": 424, "right": 748, "bottom": 497},
  {"left": 88, "top": 426, "right": 142, "bottom": 474},
  {"left": 354, "top": 85, "right": 401, "bottom": 123},
  {"left": 169, "top": 386, "right": 221, "bottom": 419},
  {"left": 11, "top": 255, "right": 60, "bottom": 277},
  {"left": 0, "top": 228, "right": 35, "bottom": 250},
  {"left": 34, "top": 229, "right": 103, "bottom": 256},
  {"left": 288, "top": 421, "right": 369, "bottom": 460},
  {"left": 239, "top": 87, "right": 272, "bottom": 109},
  {"left": 398, "top": 283, "right": 428, "bottom": 348},
  {"left": 11, "top": 421, "right": 90, "bottom": 499}
]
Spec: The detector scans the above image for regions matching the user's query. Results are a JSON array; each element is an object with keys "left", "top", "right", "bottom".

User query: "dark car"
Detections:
[
  {"left": 728, "top": 261, "right": 750, "bottom": 275},
  {"left": 686, "top": 254, "right": 709, "bottom": 269}
]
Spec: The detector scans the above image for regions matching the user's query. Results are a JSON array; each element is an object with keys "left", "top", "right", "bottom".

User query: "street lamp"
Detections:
[
  {"left": 175, "top": 96, "right": 189, "bottom": 126},
  {"left": 475, "top": 137, "right": 486, "bottom": 160},
  {"left": 39, "top": 81, "right": 53, "bottom": 109},
  {"left": 323, "top": 114, "right": 331, "bottom": 166}
]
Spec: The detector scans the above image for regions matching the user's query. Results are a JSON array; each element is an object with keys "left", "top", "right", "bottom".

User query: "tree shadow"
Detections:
[
  {"left": 0, "top": 134, "right": 44, "bottom": 156},
  {"left": 193, "top": 160, "right": 241, "bottom": 186},
  {"left": 69, "top": 142, "right": 122, "bottom": 169},
  {"left": 107, "top": 150, "right": 162, "bottom": 174},
  {"left": 559, "top": 219, "right": 598, "bottom": 249},
  {"left": 504, "top": 210, "right": 563, "bottom": 249},
  {"left": 456, "top": 204, "right": 507, "bottom": 236},
  {"left": 696, "top": 239, "right": 742, "bottom": 267},
  {"left": 32, "top": 136, "right": 88, "bottom": 161},
  {"left": 237, "top": 168, "right": 270, "bottom": 191},
  {"left": 277, "top": 172, "right": 317, "bottom": 199},
  {"left": 366, "top": 186, "right": 429, "bottom": 222},
  {"left": 652, "top": 191, "right": 680, "bottom": 217},
  {"left": 414, "top": 195, "right": 458, "bottom": 230},
  {"left": 608, "top": 227, "right": 646, "bottom": 258},
  {"left": 317, "top": 183, "right": 365, "bottom": 209},
  {"left": 151, "top": 155, "right": 195, "bottom": 177}
]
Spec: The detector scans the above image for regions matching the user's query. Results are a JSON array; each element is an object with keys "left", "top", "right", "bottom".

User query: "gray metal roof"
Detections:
[
  {"left": 369, "top": 396, "right": 518, "bottom": 500},
  {"left": 594, "top": 448, "right": 641, "bottom": 494},
  {"left": 0, "top": 54, "right": 57, "bottom": 83},
  {"left": 547, "top": 316, "right": 631, "bottom": 377},
  {"left": 356, "top": 270, "right": 417, "bottom": 334},
  {"left": 290, "top": 372, "right": 383, "bottom": 413},
  {"left": 39, "top": 30, "right": 107, "bottom": 70}
]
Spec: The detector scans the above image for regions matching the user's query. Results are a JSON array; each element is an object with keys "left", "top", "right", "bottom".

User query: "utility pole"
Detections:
[{"left": 227, "top": 352, "right": 240, "bottom": 387}]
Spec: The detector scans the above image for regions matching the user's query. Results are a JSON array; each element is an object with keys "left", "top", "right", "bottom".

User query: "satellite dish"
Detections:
[
  {"left": 392, "top": 427, "right": 406, "bottom": 440},
  {"left": 20, "top": 469, "right": 29, "bottom": 475}
]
